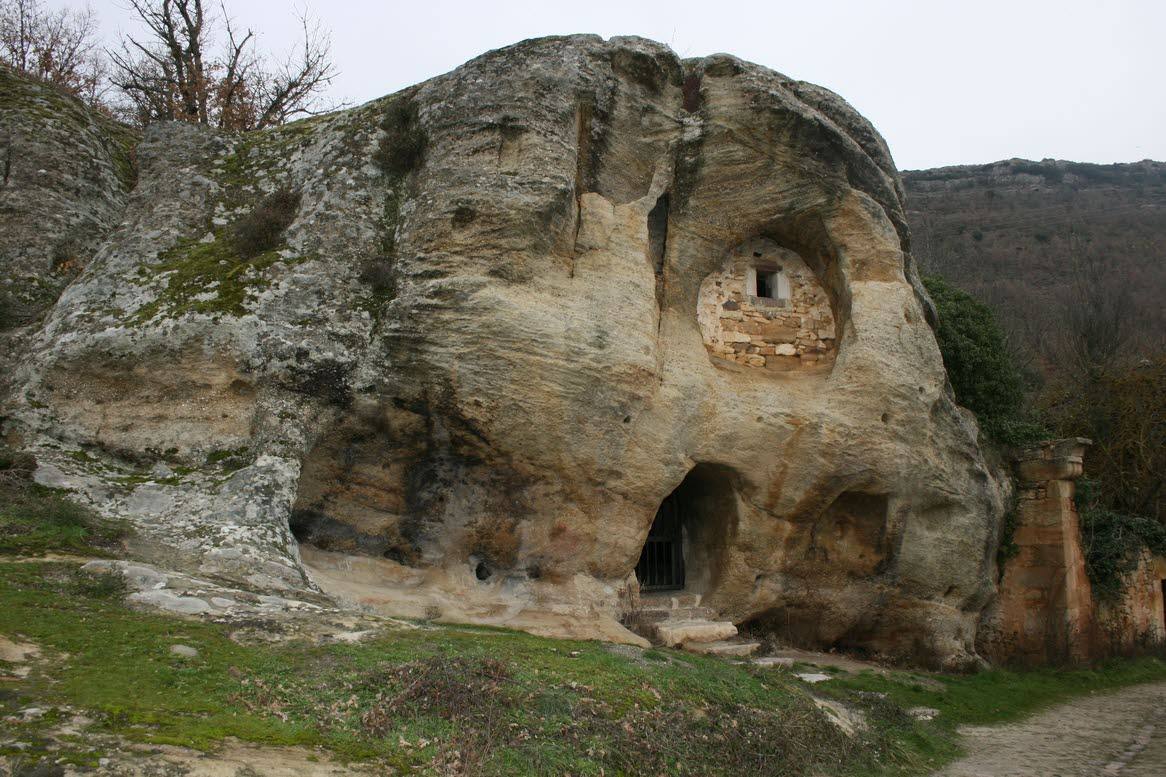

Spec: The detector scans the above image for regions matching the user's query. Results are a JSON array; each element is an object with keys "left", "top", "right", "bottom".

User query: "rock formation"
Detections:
[{"left": 0, "top": 36, "right": 1007, "bottom": 669}]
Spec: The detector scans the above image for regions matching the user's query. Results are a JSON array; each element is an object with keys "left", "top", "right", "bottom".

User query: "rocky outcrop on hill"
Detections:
[{"left": 0, "top": 36, "right": 1006, "bottom": 669}]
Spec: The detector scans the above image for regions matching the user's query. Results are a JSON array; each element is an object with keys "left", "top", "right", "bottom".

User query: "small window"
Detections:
[{"left": 756, "top": 270, "right": 780, "bottom": 300}]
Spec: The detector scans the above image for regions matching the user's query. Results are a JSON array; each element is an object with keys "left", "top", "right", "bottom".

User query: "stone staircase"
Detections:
[{"left": 627, "top": 592, "right": 760, "bottom": 657}]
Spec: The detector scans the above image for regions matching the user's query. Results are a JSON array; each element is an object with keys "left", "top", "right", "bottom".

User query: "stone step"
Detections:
[
  {"left": 631, "top": 605, "right": 718, "bottom": 623},
  {"left": 639, "top": 592, "right": 702, "bottom": 609},
  {"left": 684, "top": 640, "right": 761, "bottom": 657},
  {"left": 651, "top": 619, "right": 738, "bottom": 647}
]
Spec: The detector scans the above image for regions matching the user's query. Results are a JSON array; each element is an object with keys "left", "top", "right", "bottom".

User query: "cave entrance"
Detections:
[
  {"left": 636, "top": 492, "right": 685, "bottom": 591},
  {"left": 635, "top": 464, "right": 738, "bottom": 595}
]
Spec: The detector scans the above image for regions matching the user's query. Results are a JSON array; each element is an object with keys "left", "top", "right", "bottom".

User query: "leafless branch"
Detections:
[
  {"left": 0, "top": 0, "right": 108, "bottom": 108},
  {"left": 107, "top": 0, "right": 339, "bottom": 131}
]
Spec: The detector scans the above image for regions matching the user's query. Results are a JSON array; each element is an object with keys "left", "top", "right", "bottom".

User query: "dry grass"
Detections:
[{"left": 233, "top": 188, "right": 301, "bottom": 258}]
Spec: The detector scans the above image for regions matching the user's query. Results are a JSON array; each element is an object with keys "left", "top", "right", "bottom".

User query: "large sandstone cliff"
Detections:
[{"left": 1, "top": 36, "right": 1006, "bottom": 669}]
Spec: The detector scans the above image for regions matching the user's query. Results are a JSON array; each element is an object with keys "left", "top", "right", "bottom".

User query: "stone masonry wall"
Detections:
[
  {"left": 979, "top": 438, "right": 1096, "bottom": 665},
  {"left": 1097, "top": 552, "right": 1166, "bottom": 653},
  {"left": 697, "top": 237, "right": 836, "bottom": 371}
]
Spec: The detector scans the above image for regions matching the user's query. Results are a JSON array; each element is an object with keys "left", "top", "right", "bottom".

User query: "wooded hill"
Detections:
[{"left": 902, "top": 159, "right": 1166, "bottom": 359}]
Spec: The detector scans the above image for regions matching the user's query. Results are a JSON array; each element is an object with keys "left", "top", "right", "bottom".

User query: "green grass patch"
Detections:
[
  {"left": 0, "top": 472, "right": 126, "bottom": 557},
  {"left": 819, "top": 658, "right": 1166, "bottom": 728},
  {"left": 0, "top": 561, "right": 944, "bottom": 776},
  {"left": 4, "top": 554, "right": 1166, "bottom": 773}
]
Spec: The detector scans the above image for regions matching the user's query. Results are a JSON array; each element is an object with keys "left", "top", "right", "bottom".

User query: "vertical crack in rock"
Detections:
[
  {"left": 497, "top": 115, "right": 525, "bottom": 173},
  {"left": 648, "top": 192, "right": 670, "bottom": 311},
  {"left": 682, "top": 73, "right": 703, "bottom": 113},
  {"left": 574, "top": 97, "right": 597, "bottom": 195},
  {"left": 1, "top": 137, "right": 11, "bottom": 187}
]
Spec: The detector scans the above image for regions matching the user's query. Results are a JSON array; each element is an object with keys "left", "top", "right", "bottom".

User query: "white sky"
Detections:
[{"left": 76, "top": 0, "right": 1165, "bottom": 170}]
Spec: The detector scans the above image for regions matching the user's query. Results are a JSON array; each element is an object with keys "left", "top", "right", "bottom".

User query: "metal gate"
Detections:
[{"left": 636, "top": 492, "right": 685, "bottom": 591}]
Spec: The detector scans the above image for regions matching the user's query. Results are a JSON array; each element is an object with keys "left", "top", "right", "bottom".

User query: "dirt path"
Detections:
[{"left": 936, "top": 682, "right": 1166, "bottom": 777}]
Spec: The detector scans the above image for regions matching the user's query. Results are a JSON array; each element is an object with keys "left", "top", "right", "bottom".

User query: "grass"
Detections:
[
  {"left": 0, "top": 473, "right": 126, "bottom": 557},
  {"left": 818, "top": 657, "right": 1166, "bottom": 728},
  {"left": 0, "top": 561, "right": 942, "bottom": 776},
  {"left": 3, "top": 465, "right": 1166, "bottom": 774},
  {"left": 6, "top": 558, "right": 1166, "bottom": 775}
]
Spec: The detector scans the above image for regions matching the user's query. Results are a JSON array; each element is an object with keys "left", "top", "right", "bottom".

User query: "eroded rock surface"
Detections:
[
  {"left": 1, "top": 36, "right": 1006, "bottom": 669},
  {"left": 0, "top": 65, "right": 138, "bottom": 398},
  {"left": 0, "top": 66, "right": 137, "bottom": 322}
]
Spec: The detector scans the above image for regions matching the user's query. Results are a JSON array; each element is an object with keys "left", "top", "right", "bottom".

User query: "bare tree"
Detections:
[
  {"left": 0, "top": 0, "right": 107, "bottom": 105},
  {"left": 108, "top": 0, "right": 338, "bottom": 131},
  {"left": 1056, "top": 241, "right": 1133, "bottom": 379}
]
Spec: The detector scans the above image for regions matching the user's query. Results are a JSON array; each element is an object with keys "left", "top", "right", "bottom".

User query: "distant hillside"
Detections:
[{"left": 902, "top": 159, "right": 1166, "bottom": 356}]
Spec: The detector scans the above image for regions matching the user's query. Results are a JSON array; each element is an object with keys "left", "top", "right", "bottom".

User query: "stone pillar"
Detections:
[{"left": 981, "top": 438, "right": 1096, "bottom": 665}]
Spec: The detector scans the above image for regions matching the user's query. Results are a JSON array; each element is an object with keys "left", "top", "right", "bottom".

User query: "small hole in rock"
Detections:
[
  {"left": 526, "top": 565, "right": 541, "bottom": 580},
  {"left": 623, "top": 415, "right": 631, "bottom": 424},
  {"left": 753, "top": 251, "right": 763, "bottom": 258},
  {"left": 475, "top": 562, "right": 491, "bottom": 581},
  {"left": 881, "top": 413, "right": 889, "bottom": 423}
]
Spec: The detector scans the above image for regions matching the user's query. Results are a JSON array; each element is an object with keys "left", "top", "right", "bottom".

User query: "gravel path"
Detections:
[{"left": 936, "top": 682, "right": 1166, "bottom": 777}]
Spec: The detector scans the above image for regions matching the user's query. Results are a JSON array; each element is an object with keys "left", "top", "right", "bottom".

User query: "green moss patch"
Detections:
[
  {"left": 132, "top": 233, "right": 289, "bottom": 323},
  {"left": 0, "top": 65, "right": 139, "bottom": 192}
]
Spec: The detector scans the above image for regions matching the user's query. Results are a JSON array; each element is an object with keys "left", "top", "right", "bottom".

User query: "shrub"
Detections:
[
  {"left": 374, "top": 98, "right": 426, "bottom": 178},
  {"left": 70, "top": 568, "right": 128, "bottom": 598},
  {"left": 1044, "top": 357, "right": 1166, "bottom": 523},
  {"left": 1077, "top": 479, "right": 1166, "bottom": 601},
  {"left": 924, "top": 275, "right": 1047, "bottom": 446},
  {"left": 233, "top": 188, "right": 301, "bottom": 258},
  {"left": 359, "top": 257, "right": 396, "bottom": 296}
]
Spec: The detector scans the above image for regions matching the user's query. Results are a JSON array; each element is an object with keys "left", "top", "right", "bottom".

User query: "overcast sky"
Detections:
[{"left": 77, "top": 0, "right": 1164, "bottom": 170}]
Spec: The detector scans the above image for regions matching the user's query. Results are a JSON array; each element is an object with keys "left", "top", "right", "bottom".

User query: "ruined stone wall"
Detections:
[
  {"left": 697, "top": 237, "right": 835, "bottom": 370},
  {"left": 979, "top": 439, "right": 1096, "bottom": 665},
  {"left": 981, "top": 439, "right": 1166, "bottom": 665},
  {"left": 1097, "top": 552, "right": 1166, "bottom": 654}
]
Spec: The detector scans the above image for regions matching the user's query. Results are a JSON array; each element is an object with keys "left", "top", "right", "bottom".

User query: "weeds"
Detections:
[
  {"left": 233, "top": 188, "right": 302, "bottom": 258},
  {"left": 359, "top": 257, "right": 396, "bottom": 297},
  {"left": 374, "top": 98, "right": 426, "bottom": 179},
  {"left": 0, "top": 452, "right": 127, "bottom": 556}
]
